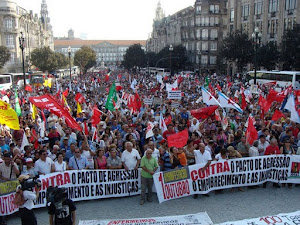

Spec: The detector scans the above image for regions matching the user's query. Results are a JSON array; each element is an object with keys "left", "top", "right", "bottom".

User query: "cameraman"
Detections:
[
  {"left": 17, "top": 175, "right": 40, "bottom": 225},
  {"left": 47, "top": 187, "right": 76, "bottom": 225}
]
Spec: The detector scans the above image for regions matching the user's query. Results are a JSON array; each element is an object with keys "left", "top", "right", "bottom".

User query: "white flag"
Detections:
[
  {"left": 130, "top": 79, "right": 137, "bottom": 91},
  {"left": 145, "top": 122, "right": 154, "bottom": 139},
  {"left": 284, "top": 93, "right": 300, "bottom": 123},
  {"left": 159, "top": 113, "right": 167, "bottom": 134},
  {"left": 20, "top": 132, "right": 29, "bottom": 153},
  {"left": 201, "top": 87, "right": 221, "bottom": 107},
  {"left": 166, "top": 80, "right": 178, "bottom": 92}
]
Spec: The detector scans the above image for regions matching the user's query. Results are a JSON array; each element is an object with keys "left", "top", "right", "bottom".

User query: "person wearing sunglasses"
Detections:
[{"left": 68, "top": 148, "right": 89, "bottom": 170}]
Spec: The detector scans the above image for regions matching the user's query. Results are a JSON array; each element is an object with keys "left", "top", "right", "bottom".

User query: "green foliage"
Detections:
[
  {"left": 31, "top": 47, "right": 68, "bottom": 72},
  {"left": 257, "top": 41, "right": 279, "bottom": 70},
  {"left": 145, "top": 52, "right": 157, "bottom": 67},
  {"left": 220, "top": 31, "right": 254, "bottom": 72},
  {"left": 74, "top": 46, "right": 96, "bottom": 73},
  {"left": 281, "top": 24, "right": 300, "bottom": 70},
  {"left": 156, "top": 45, "right": 188, "bottom": 73},
  {"left": 0, "top": 46, "right": 10, "bottom": 69},
  {"left": 122, "top": 44, "right": 146, "bottom": 70}
]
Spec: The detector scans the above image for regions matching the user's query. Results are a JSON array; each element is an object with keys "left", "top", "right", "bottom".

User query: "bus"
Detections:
[
  {"left": 247, "top": 70, "right": 300, "bottom": 90},
  {"left": 30, "top": 72, "right": 45, "bottom": 86},
  {"left": 0, "top": 75, "right": 12, "bottom": 91}
]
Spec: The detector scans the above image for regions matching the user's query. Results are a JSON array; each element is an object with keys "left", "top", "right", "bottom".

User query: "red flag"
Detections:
[
  {"left": 167, "top": 129, "right": 189, "bottom": 148},
  {"left": 246, "top": 116, "right": 257, "bottom": 145},
  {"left": 29, "top": 94, "right": 82, "bottom": 131},
  {"left": 271, "top": 110, "right": 284, "bottom": 121},
  {"left": 75, "top": 93, "right": 86, "bottom": 104},
  {"left": 62, "top": 88, "right": 69, "bottom": 97},
  {"left": 118, "top": 74, "right": 122, "bottom": 80},
  {"left": 25, "top": 85, "right": 32, "bottom": 92},
  {"left": 267, "top": 89, "right": 286, "bottom": 103},
  {"left": 105, "top": 74, "right": 110, "bottom": 82},
  {"left": 84, "top": 121, "right": 89, "bottom": 135},
  {"left": 190, "top": 106, "right": 219, "bottom": 120},
  {"left": 134, "top": 92, "right": 142, "bottom": 112},
  {"left": 116, "top": 84, "right": 123, "bottom": 91},
  {"left": 258, "top": 95, "right": 271, "bottom": 113},
  {"left": 209, "top": 84, "right": 215, "bottom": 96},
  {"left": 216, "top": 84, "right": 222, "bottom": 91},
  {"left": 215, "top": 109, "right": 221, "bottom": 121},
  {"left": 164, "top": 115, "right": 172, "bottom": 125},
  {"left": 177, "top": 76, "right": 184, "bottom": 84},
  {"left": 228, "top": 82, "right": 233, "bottom": 88},
  {"left": 91, "top": 105, "right": 102, "bottom": 127},
  {"left": 241, "top": 92, "right": 247, "bottom": 110},
  {"left": 30, "top": 128, "right": 39, "bottom": 150}
]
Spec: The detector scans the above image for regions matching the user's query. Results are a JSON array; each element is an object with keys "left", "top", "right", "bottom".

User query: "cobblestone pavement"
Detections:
[{"left": 5, "top": 185, "right": 300, "bottom": 225}]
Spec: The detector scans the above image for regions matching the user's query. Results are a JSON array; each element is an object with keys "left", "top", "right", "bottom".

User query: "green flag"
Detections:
[
  {"left": 15, "top": 89, "right": 22, "bottom": 116},
  {"left": 105, "top": 81, "right": 118, "bottom": 111},
  {"left": 204, "top": 77, "right": 209, "bottom": 89}
]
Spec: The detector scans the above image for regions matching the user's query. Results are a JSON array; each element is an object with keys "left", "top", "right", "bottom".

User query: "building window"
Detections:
[
  {"left": 210, "top": 17, "right": 215, "bottom": 26},
  {"left": 254, "top": 1, "right": 263, "bottom": 15},
  {"left": 242, "top": 4, "right": 250, "bottom": 18},
  {"left": 205, "top": 17, "right": 209, "bottom": 26},
  {"left": 230, "top": 9, "right": 234, "bottom": 22},
  {"left": 196, "top": 5, "right": 201, "bottom": 13},
  {"left": 201, "top": 55, "right": 208, "bottom": 64},
  {"left": 210, "top": 5, "right": 220, "bottom": 13},
  {"left": 196, "top": 16, "right": 201, "bottom": 25},
  {"left": 4, "top": 18, "right": 13, "bottom": 29},
  {"left": 215, "top": 17, "right": 219, "bottom": 25},
  {"left": 210, "top": 56, "right": 217, "bottom": 64},
  {"left": 6, "top": 34, "right": 14, "bottom": 46},
  {"left": 202, "top": 42, "right": 208, "bottom": 51},
  {"left": 269, "top": 0, "right": 279, "bottom": 12},
  {"left": 210, "top": 29, "right": 218, "bottom": 39},
  {"left": 285, "top": 0, "right": 297, "bottom": 10},
  {"left": 196, "top": 29, "right": 200, "bottom": 38},
  {"left": 202, "top": 29, "right": 208, "bottom": 40},
  {"left": 211, "top": 42, "right": 217, "bottom": 51},
  {"left": 196, "top": 41, "right": 201, "bottom": 50}
]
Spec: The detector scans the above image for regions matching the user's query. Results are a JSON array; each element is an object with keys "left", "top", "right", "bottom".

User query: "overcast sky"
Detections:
[{"left": 18, "top": 0, "right": 195, "bottom": 40}]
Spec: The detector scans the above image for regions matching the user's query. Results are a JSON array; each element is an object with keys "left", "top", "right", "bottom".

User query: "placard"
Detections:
[
  {"left": 168, "top": 91, "right": 182, "bottom": 99},
  {"left": 144, "top": 98, "right": 153, "bottom": 105}
]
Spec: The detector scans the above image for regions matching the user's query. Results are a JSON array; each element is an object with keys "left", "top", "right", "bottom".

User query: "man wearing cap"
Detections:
[
  {"left": 21, "top": 158, "right": 36, "bottom": 177},
  {"left": 0, "top": 153, "right": 20, "bottom": 181},
  {"left": 17, "top": 175, "right": 40, "bottom": 225}
]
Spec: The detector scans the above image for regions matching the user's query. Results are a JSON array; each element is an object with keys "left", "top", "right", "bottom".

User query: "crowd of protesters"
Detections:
[{"left": 1, "top": 70, "right": 300, "bottom": 206}]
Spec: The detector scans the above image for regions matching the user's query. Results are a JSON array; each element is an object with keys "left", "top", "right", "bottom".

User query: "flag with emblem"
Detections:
[
  {"left": 105, "top": 81, "right": 118, "bottom": 111},
  {"left": 201, "top": 87, "right": 221, "bottom": 107},
  {"left": 218, "top": 92, "right": 243, "bottom": 113}
]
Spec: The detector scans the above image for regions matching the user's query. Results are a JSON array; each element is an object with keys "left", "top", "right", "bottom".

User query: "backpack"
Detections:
[{"left": 13, "top": 189, "right": 26, "bottom": 206}]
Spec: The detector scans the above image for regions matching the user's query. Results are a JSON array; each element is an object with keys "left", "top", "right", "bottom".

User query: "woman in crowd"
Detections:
[
  {"left": 94, "top": 148, "right": 107, "bottom": 169},
  {"left": 54, "top": 152, "right": 68, "bottom": 172}
]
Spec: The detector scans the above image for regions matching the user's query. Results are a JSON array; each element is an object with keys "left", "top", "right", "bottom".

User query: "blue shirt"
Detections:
[
  {"left": 0, "top": 144, "right": 10, "bottom": 153},
  {"left": 162, "top": 152, "right": 173, "bottom": 171},
  {"left": 69, "top": 155, "right": 89, "bottom": 170}
]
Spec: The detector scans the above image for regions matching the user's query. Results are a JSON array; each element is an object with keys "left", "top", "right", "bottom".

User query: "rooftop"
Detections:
[{"left": 54, "top": 39, "right": 147, "bottom": 47}]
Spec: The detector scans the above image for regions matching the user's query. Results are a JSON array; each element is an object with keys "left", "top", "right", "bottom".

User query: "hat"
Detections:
[
  {"left": 26, "top": 158, "right": 33, "bottom": 163},
  {"left": 18, "top": 174, "right": 30, "bottom": 183},
  {"left": 227, "top": 146, "right": 235, "bottom": 152},
  {"left": 63, "top": 137, "right": 69, "bottom": 140},
  {"left": 51, "top": 125, "right": 57, "bottom": 130},
  {"left": 25, "top": 127, "right": 30, "bottom": 130},
  {"left": 160, "top": 139, "right": 166, "bottom": 144}
]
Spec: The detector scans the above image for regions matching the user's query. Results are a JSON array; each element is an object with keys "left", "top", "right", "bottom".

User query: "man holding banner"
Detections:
[{"left": 140, "top": 149, "right": 158, "bottom": 205}]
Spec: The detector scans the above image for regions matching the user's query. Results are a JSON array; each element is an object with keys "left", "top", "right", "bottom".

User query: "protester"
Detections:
[{"left": 68, "top": 148, "right": 89, "bottom": 170}]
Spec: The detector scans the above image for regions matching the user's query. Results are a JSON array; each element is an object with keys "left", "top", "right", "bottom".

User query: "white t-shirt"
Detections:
[
  {"left": 18, "top": 186, "right": 36, "bottom": 210},
  {"left": 35, "top": 157, "right": 54, "bottom": 174},
  {"left": 249, "top": 146, "right": 259, "bottom": 157},
  {"left": 144, "top": 148, "right": 160, "bottom": 162},
  {"left": 54, "top": 161, "right": 67, "bottom": 172},
  {"left": 194, "top": 150, "right": 212, "bottom": 167},
  {"left": 215, "top": 153, "right": 227, "bottom": 162},
  {"left": 121, "top": 149, "right": 141, "bottom": 170}
]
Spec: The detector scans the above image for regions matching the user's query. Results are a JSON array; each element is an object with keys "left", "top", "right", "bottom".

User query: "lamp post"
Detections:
[
  {"left": 68, "top": 46, "right": 72, "bottom": 80},
  {"left": 19, "top": 32, "right": 26, "bottom": 90},
  {"left": 252, "top": 27, "right": 262, "bottom": 85},
  {"left": 198, "top": 50, "right": 201, "bottom": 77},
  {"left": 169, "top": 44, "right": 173, "bottom": 76}
]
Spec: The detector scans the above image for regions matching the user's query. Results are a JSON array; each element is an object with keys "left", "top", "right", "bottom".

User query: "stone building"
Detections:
[
  {"left": 54, "top": 39, "right": 146, "bottom": 67},
  {"left": 147, "top": 0, "right": 227, "bottom": 73},
  {"left": 0, "top": 0, "right": 54, "bottom": 73}
]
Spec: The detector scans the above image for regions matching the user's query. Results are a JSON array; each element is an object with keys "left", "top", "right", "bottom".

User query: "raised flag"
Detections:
[
  {"left": 25, "top": 85, "right": 32, "bottom": 92},
  {"left": 62, "top": 88, "right": 69, "bottom": 97},
  {"left": 105, "top": 81, "right": 118, "bottom": 111},
  {"left": 30, "top": 103, "right": 38, "bottom": 120},
  {"left": 166, "top": 80, "right": 178, "bottom": 92},
  {"left": 75, "top": 93, "right": 86, "bottom": 104},
  {"left": 271, "top": 110, "right": 284, "bottom": 121},
  {"left": 246, "top": 115, "right": 257, "bottom": 145},
  {"left": 167, "top": 129, "right": 189, "bottom": 148},
  {"left": 215, "top": 109, "right": 221, "bottom": 121},
  {"left": 15, "top": 89, "right": 22, "bottom": 116},
  {"left": 258, "top": 95, "right": 272, "bottom": 113},
  {"left": 204, "top": 77, "right": 209, "bottom": 89},
  {"left": 145, "top": 122, "right": 154, "bottom": 139},
  {"left": 191, "top": 106, "right": 218, "bottom": 120},
  {"left": 0, "top": 99, "right": 20, "bottom": 130},
  {"left": 91, "top": 105, "right": 102, "bottom": 127},
  {"left": 77, "top": 102, "right": 82, "bottom": 116},
  {"left": 20, "top": 132, "right": 29, "bottom": 152},
  {"left": 284, "top": 93, "right": 300, "bottom": 123},
  {"left": 201, "top": 87, "right": 221, "bottom": 107},
  {"left": 267, "top": 89, "right": 286, "bottom": 103},
  {"left": 130, "top": 79, "right": 137, "bottom": 90},
  {"left": 218, "top": 92, "right": 243, "bottom": 113},
  {"left": 164, "top": 115, "right": 172, "bottom": 125},
  {"left": 159, "top": 113, "right": 167, "bottom": 133}
]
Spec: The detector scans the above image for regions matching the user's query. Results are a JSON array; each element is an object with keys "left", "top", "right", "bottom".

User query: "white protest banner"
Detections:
[
  {"left": 153, "top": 97, "right": 163, "bottom": 105},
  {"left": 153, "top": 155, "right": 300, "bottom": 203},
  {"left": 168, "top": 91, "right": 182, "bottom": 100},
  {"left": 78, "top": 212, "right": 213, "bottom": 225},
  {"left": 217, "top": 210, "right": 300, "bottom": 225},
  {"left": 0, "top": 169, "right": 141, "bottom": 216},
  {"left": 171, "top": 102, "right": 180, "bottom": 108},
  {"left": 144, "top": 98, "right": 153, "bottom": 105}
]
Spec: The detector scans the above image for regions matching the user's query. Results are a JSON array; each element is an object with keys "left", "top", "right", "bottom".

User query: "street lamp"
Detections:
[
  {"left": 169, "top": 44, "right": 173, "bottom": 76},
  {"left": 19, "top": 32, "right": 26, "bottom": 90},
  {"left": 252, "top": 27, "right": 262, "bottom": 85},
  {"left": 198, "top": 50, "right": 201, "bottom": 77},
  {"left": 68, "top": 46, "right": 72, "bottom": 80}
]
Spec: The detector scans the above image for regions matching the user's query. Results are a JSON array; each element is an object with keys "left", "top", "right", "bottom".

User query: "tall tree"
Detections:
[
  {"left": 0, "top": 46, "right": 10, "bottom": 70},
  {"left": 257, "top": 42, "right": 279, "bottom": 70},
  {"left": 122, "top": 44, "right": 146, "bottom": 70},
  {"left": 281, "top": 24, "right": 300, "bottom": 70},
  {"left": 220, "top": 31, "right": 254, "bottom": 72},
  {"left": 145, "top": 51, "right": 157, "bottom": 67},
  {"left": 55, "top": 52, "right": 68, "bottom": 69},
  {"left": 74, "top": 46, "right": 96, "bottom": 74},
  {"left": 31, "top": 47, "right": 58, "bottom": 72}
]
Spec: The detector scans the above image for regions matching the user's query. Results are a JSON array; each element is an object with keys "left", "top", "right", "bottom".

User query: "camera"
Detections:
[
  {"left": 46, "top": 186, "right": 68, "bottom": 205},
  {"left": 21, "top": 176, "right": 42, "bottom": 191}
]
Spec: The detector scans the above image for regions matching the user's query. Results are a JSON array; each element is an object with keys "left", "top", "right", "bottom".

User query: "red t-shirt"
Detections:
[{"left": 264, "top": 145, "right": 280, "bottom": 155}]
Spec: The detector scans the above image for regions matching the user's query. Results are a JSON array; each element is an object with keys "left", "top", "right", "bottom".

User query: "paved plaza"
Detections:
[{"left": 5, "top": 185, "right": 300, "bottom": 225}]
